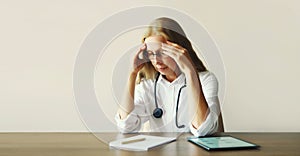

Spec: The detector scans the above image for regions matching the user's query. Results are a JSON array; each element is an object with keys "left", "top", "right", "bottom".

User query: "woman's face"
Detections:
[{"left": 144, "top": 36, "right": 179, "bottom": 80}]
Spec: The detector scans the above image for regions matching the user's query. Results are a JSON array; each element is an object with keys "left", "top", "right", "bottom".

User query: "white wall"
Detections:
[{"left": 0, "top": 0, "right": 299, "bottom": 132}]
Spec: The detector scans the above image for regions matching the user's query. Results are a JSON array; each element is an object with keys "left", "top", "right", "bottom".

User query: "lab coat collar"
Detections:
[{"left": 157, "top": 73, "right": 186, "bottom": 87}]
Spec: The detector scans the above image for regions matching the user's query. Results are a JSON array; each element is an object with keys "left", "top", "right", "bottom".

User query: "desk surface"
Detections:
[{"left": 0, "top": 132, "right": 299, "bottom": 156}]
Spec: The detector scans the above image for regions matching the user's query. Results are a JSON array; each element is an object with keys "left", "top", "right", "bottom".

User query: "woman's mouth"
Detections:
[{"left": 156, "top": 65, "right": 168, "bottom": 70}]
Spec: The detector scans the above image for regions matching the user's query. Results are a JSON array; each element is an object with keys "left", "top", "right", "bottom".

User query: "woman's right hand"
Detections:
[{"left": 132, "top": 44, "right": 148, "bottom": 74}]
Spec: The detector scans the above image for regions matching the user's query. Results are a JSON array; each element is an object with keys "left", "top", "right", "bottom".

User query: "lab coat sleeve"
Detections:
[
  {"left": 190, "top": 72, "right": 221, "bottom": 137},
  {"left": 115, "top": 83, "right": 149, "bottom": 133}
]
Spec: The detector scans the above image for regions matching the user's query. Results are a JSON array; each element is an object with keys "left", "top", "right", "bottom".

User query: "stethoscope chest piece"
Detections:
[{"left": 153, "top": 107, "right": 163, "bottom": 118}]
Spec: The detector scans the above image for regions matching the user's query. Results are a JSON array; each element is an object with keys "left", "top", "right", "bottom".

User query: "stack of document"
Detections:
[{"left": 109, "top": 134, "right": 176, "bottom": 151}]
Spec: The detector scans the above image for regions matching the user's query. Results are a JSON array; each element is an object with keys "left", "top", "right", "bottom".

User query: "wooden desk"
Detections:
[{"left": 0, "top": 132, "right": 299, "bottom": 156}]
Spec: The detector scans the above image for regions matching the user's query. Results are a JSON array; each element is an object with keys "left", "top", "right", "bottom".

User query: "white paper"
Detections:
[{"left": 109, "top": 135, "right": 176, "bottom": 151}]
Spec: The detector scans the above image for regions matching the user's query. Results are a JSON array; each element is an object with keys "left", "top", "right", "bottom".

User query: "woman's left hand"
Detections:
[{"left": 161, "top": 41, "right": 196, "bottom": 74}]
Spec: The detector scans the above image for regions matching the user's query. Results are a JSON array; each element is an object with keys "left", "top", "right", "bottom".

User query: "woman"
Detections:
[{"left": 115, "top": 17, "right": 222, "bottom": 136}]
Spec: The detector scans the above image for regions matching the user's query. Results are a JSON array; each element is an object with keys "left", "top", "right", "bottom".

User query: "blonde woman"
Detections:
[{"left": 116, "top": 17, "right": 223, "bottom": 136}]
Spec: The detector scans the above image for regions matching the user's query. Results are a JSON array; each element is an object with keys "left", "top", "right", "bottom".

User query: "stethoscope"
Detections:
[{"left": 152, "top": 73, "right": 187, "bottom": 128}]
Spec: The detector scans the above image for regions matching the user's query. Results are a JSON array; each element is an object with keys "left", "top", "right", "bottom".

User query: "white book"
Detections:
[{"left": 109, "top": 134, "right": 176, "bottom": 151}]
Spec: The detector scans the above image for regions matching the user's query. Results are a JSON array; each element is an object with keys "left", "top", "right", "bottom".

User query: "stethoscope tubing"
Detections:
[{"left": 153, "top": 73, "right": 186, "bottom": 128}]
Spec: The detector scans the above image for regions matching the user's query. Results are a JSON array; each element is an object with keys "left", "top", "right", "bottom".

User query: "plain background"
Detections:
[{"left": 0, "top": 0, "right": 299, "bottom": 132}]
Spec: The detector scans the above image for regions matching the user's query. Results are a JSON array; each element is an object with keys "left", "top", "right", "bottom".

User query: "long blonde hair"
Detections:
[{"left": 137, "top": 17, "right": 207, "bottom": 83}]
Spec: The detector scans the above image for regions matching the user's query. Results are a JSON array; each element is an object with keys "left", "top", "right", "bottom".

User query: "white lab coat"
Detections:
[{"left": 115, "top": 71, "right": 221, "bottom": 136}]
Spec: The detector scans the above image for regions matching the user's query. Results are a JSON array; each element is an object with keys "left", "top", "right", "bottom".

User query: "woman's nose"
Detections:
[{"left": 151, "top": 55, "right": 162, "bottom": 64}]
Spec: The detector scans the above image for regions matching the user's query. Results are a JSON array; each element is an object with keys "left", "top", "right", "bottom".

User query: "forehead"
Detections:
[{"left": 144, "top": 36, "right": 166, "bottom": 51}]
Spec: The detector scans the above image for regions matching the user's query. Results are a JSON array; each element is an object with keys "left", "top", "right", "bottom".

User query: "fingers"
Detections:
[
  {"left": 132, "top": 43, "right": 149, "bottom": 73},
  {"left": 161, "top": 41, "right": 192, "bottom": 67},
  {"left": 137, "top": 43, "right": 147, "bottom": 59},
  {"left": 140, "top": 43, "right": 147, "bottom": 51},
  {"left": 162, "top": 42, "right": 186, "bottom": 54},
  {"left": 166, "top": 40, "right": 181, "bottom": 49},
  {"left": 161, "top": 42, "right": 186, "bottom": 60}
]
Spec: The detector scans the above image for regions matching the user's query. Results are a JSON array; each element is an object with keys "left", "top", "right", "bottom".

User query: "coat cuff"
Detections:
[
  {"left": 189, "top": 110, "right": 219, "bottom": 137},
  {"left": 115, "top": 112, "right": 141, "bottom": 133}
]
